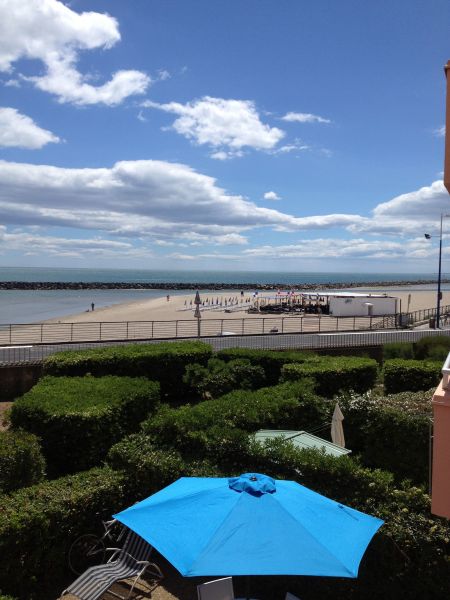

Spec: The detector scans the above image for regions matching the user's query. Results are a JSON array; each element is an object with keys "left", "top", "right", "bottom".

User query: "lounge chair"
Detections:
[
  {"left": 285, "top": 593, "right": 301, "bottom": 600},
  {"left": 62, "top": 528, "right": 163, "bottom": 600}
]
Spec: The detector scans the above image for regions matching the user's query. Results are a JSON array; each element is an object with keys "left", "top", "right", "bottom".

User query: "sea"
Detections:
[{"left": 0, "top": 267, "right": 447, "bottom": 324}]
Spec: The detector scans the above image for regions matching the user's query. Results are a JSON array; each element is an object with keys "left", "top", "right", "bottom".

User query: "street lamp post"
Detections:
[{"left": 425, "top": 213, "right": 450, "bottom": 329}]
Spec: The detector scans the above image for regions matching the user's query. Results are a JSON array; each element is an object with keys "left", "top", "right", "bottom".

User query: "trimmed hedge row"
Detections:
[
  {"left": 11, "top": 376, "right": 159, "bottom": 477},
  {"left": 43, "top": 341, "right": 212, "bottom": 401},
  {"left": 0, "top": 467, "right": 127, "bottom": 600},
  {"left": 0, "top": 430, "right": 46, "bottom": 493},
  {"left": 338, "top": 390, "right": 432, "bottom": 484},
  {"left": 141, "top": 380, "right": 328, "bottom": 456},
  {"left": 183, "top": 358, "right": 266, "bottom": 399},
  {"left": 216, "top": 347, "right": 314, "bottom": 384},
  {"left": 414, "top": 335, "right": 450, "bottom": 360},
  {"left": 383, "top": 342, "right": 414, "bottom": 360},
  {"left": 280, "top": 356, "right": 378, "bottom": 396},
  {"left": 383, "top": 336, "right": 450, "bottom": 362},
  {"left": 384, "top": 359, "right": 442, "bottom": 394}
]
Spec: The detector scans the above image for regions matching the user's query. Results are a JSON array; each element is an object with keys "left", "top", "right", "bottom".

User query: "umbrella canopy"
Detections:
[
  {"left": 331, "top": 402, "right": 345, "bottom": 448},
  {"left": 114, "top": 473, "right": 382, "bottom": 578}
]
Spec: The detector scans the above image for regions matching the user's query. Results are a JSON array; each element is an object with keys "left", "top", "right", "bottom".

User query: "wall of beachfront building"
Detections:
[
  {"left": 328, "top": 295, "right": 398, "bottom": 317},
  {"left": 431, "top": 355, "right": 450, "bottom": 519}
]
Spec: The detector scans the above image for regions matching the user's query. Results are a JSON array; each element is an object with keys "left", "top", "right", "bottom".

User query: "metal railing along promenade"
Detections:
[
  {"left": 1, "top": 328, "right": 450, "bottom": 366},
  {"left": 0, "top": 313, "right": 400, "bottom": 346}
]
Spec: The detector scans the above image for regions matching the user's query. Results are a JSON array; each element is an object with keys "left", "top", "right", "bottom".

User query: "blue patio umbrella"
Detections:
[{"left": 114, "top": 473, "right": 383, "bottom": 578}]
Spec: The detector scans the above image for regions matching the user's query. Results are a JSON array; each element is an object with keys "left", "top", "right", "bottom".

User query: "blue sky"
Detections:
[{"left": 0, "top": 0, "right": 449, "bottom": 273}]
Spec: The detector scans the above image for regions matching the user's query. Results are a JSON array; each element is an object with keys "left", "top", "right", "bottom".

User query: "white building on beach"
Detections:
[
  {"left": 320, "top": 292, "right": 399, "bottom": 317},
  {"left": 255, "top": 291, "right": 399, "bottom": 317}
]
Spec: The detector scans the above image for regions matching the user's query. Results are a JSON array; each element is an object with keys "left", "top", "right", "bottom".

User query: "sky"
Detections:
[{"left": 0, "top": 0, "right": 449, "bottom": 274}]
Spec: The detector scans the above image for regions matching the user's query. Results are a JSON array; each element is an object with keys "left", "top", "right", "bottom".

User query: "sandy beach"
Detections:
[
  {"left": 1, "top": 286, "right": 448, "bottom": 346},
  {"left": 44, "top": 287, "right": 450, "bottom": 324}
]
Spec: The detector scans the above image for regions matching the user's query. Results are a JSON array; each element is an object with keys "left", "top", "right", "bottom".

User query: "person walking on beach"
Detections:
[
  {"left": 166, "top": 294, "right": 170, "bottom": 302},
  {"left": 91, "top": 302, "right": 95, "bottom": 311}
]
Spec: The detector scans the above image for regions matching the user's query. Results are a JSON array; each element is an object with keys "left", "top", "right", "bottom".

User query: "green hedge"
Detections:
[
  {"left": 107, "top": 436, "right": 222, "bottom": 497},
  {"left": 10, "top": 376, "right": 159, "bottom": 477},
  {"left": 0, "top": 430, "right": 46, "bottom": 493},
  {"left": 338, "top": 390, "right": 432, "bottom": 484},
  {"left": 384, "top": 359, "right": 442, "bottom": 394},
  {"left": 43, "top": 341, "right": 212, "bottom": 401},
  {"left": 414, "top": 335, "right": 450, "bottom": 361},
  {"left": 183, "top": 357, "right": 266, "bottom": 399},
  {"left": 141, "top": 380, "right": 328, "bottom": 457},
  {"left": 280, "top": 356, "right": 378, "bottom": 396},
  {"left": 383, "top": 342, "right": 414, "bottom": 360},
  {"left": 216, "top": 348, "right": 314, "bottom": 384},
  {"left": 0, "top": 467, "right": 127, "bottom": 600}
]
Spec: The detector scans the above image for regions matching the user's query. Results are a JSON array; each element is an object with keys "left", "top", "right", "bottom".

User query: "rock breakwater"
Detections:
[{"left": 0, "top": 279, "right": 446, "bottom": 291}]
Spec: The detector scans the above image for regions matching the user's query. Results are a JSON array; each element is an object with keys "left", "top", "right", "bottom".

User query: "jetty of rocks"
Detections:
[{"left": 0, "top": 279, "right": 446, "bottom": 291}]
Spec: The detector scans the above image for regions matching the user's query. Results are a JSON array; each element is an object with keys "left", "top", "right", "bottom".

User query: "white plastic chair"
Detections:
[{"left": 197, "top": 577, "right": 235, "bottom": 600}]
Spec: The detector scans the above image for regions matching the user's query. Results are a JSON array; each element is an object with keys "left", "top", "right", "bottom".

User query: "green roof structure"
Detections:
[{"left": 254, "top": 429, "right": 351, "bottom": 457}]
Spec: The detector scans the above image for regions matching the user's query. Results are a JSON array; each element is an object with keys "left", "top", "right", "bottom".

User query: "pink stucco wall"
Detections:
[{"left": 431, "top": 380, "right": 450, "bottom": 519}]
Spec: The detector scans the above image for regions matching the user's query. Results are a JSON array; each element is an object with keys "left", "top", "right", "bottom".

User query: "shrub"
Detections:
[
  {"left": 216, "top": 348, "right": 314, "bottom": 385},
  {"left": 43, "top": 341, "right": 213, "bottom": 402},
  {"left": 414, "top": 335, "right": 450, "bottom": 361},
  {"left": 141, "top": 380, "right": 328, "bottom": 457},
  {"left": 383, "top": 342, "right": 414, "bottom": 360},
  {"left": 383, "top": 359, "right": 442, "bottom": 394},
  {"left": 183, "top": 358, "right": 266, "bottom": 399},
  {"left": 338, "top": 390, "right": 432, "bottom": 484},
  {"left": 280, "top": 356, "right": 378, "bottom": 396},
  {"left": 0, "top": 430, "right": 46, "bottom": 493},
  {"left": 107, "top": 435, "right": 222, "bottom": 497},
  {"left": 0, "top": 466, "right": 127, "bottom": 600},
  {"left": 10, "top": 376, "right": 159, "bottom": 477}
]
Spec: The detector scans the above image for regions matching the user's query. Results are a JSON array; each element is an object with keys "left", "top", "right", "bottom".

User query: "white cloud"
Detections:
[
  {"left": 241, "top": 237, "right": 435, "bottom": 261},
  {"left": 144, "top": 96, "right": 285, "bottom": 157},
  {"left": 0, "top": 107, "right": 60, "bottom": 148},
  {"left": 433, "top": 125, "right": 446, "bottom": 137},
  {"left": 282, "top": 112, "right": 331, "bottom": 124},
  {"left": 271, "top": 139, "right": 311, "bottom": 154},
  {"left": 373, "top": 180, "right": 447, "bottom": 218},
  {"left": 263, "top": 191, "right": 281, "bottom": 201},
  {"left": 167, "top": 252, "right": 196, "bottom": 261},
  {"left": 0, "top": 224, "right": 151, "bottom": 259},
  {"left": 0, "top": 158, "right": 322, "bottom": 241},
  {"left": 137, "top": 110, "right": 147, "bottom": 122},
  {"left": 210, "top": 150, "right": 244, "bottom": 161},
  {"left": 213, "top": 233, "right": 248, "bottom": 245},
  {"left": 1, "top": 154, "right": 447, "bottom": 264},
  {"left": 347, "top": 180, "right": 450, "bottom": 236},
  {"left": 4, "top": 78, "right": 20, "bottom": 87},
  {"left": 0, "top": 0, "right": 150, "bottom": 105},
  {"left": 157, "top": 69, "right": 171, "bottom": 81}
]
